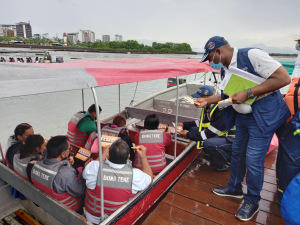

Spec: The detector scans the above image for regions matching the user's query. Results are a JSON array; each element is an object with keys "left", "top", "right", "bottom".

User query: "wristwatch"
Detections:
[{"left": 247, "top": 89, "right": 255, "bottom": 99}]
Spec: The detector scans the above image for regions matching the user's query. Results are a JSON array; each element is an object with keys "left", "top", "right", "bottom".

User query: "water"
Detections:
[{"left": 0, "top": 49, "right": 296, "bottom": 150}]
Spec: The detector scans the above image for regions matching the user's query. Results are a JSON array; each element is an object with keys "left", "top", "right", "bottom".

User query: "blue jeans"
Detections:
[
  {"left": 228, "top": 113, "right": 274, "bottom": 204},
  {"left": 203, "top": 137, "right": 232, "bottom": 167}
]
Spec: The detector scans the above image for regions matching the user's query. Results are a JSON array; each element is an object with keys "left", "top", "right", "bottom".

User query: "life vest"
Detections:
[
  {"left": 85, "top": 160, "right": 136, "bottom": 217},
  {"left": 67, "top": 112, "right": 90, "bottom": 147},
  {"left": 284, "top": 77, "right": 300, "bottom": 123},
  {"left": 102, "top": 124, "right": 129, "bottom": 137},
  {"left": 134, "top": 130, "right": 166, "bottom": 174},
  {"left": 13, "top": 153, "right": 38, "bottom": 180},
  {"left": 31, "top": 160, "right": 81, "bottom": 211},
  {"left": 85, "top": 132, "right": 98, "bottom": 150}
]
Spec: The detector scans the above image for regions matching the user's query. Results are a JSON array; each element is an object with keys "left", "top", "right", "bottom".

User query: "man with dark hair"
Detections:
[
  {"left": 31, "top": 136, "right": 87, "bottom": 214},
  {"left": 196, "top": 36, "right": 290, "bottom": 221},
  {"left": 67, "top": 104, "right": 102, "bottom": 147},
  {"left": 83, "top": 139, "right": 152, "bottom": 224}
]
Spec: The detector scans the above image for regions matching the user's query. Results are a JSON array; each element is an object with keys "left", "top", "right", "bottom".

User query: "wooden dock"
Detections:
[{"left": 143, "top": 149, "right": 284, "bottom": 225}]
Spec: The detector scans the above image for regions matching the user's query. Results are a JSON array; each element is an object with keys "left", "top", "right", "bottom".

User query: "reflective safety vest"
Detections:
[
  {"left": 85, "top": 160, "right": 136, "bottom": 217},
  {"left": 67, "top": 112, "right": 90, "bottom": 147},
  {"left": 31, "top": 160, "right": 81, "bottom": 211},
  {"left": 134, "top": 130, "right": 166, "bottom": 174},
  {"left": 102, "top": 124, "right": 129, "bottom": 137},
  {"left": 197, "top": 105, "right": 236, "bottom": 149},
  {"left": 13, "top": 153, "right": 36, "bottom": 180},
  {"left": 85, "top": 132, "right": 98, "bottom": 150}
]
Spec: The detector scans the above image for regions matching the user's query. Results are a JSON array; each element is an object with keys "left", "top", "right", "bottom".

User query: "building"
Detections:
[
  {"left": 0, "top": 24, "right": 16, "bottom": 36},
  {"left": 67, "top": 33, "right": 78, "bottom": 45},
  {"left": 63, "top": 33, "right": 67, "bottom": 46},
  {"left": 5, "top": 29, "right": 14, "bottom": 37},
  {"left": 77, "top": 30, "right": 95, "bottom": 43},
  {"left": 102, "top": 35, "right": 110, "bottom": 42},
  {"left": 115, "top": 34, "right": 122, "bottom": 42},
  {"left": 42, "top": 33, "right": 49, "bottom": 40},
  {"left": 16, "top": 22, "right": 32, "bottom": 39},
  {"left": 96, "top": 39, "right": 101, "bottom": 42},
  {"left": 0, "top": 28, "right": 5, "bottom": 37},
  {"left": 33, "top": 34, "right": 41, "bottom": 39}
]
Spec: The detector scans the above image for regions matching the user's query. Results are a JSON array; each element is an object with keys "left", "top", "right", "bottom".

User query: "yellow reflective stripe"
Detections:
[
  {"left": 202, "top": 123, "right": 210, "bottom": 128},
  {"left": 294, "top": 129, "right": 300, "bottom": 136},
  {"left": 218, "top": 131, "right": 228, "bottom": 137},
  {"left": 209, "top": 104, "right": 218, "bottom": 118},
  {"left": 276, "top": 178, "right": 279, "bottom": 181},
  {"left": 197, "top": 108, "right": 205, "bottom": 149},
  {"left": 278, "top": 188, "right": 284, "bottom": 193}
]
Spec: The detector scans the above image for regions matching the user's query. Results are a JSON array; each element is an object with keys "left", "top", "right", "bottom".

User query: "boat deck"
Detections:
[{"left": 143, "top": 149, "right": 284, "bottom": 225}]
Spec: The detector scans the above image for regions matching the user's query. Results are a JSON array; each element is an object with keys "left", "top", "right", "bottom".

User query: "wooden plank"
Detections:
[
  {"left": 151, "top": 202, "right": 218, "bottom": 225},
  {"left": 172, "top": 181, "right": 282, "bottom": 219},
  {"left": 163, "top": 192, "right": 259, "bottom": 225},
  {"left": 142, "top": 213, "right": 179, "bottom": 225}
]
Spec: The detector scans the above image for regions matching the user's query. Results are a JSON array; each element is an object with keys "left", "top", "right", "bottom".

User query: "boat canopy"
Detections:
[
  {"left": 0, "top": 57, "right": 219, "bottom": 99},
  {"left": 279, "top": 61, "right": 296, "bottom": 75}
]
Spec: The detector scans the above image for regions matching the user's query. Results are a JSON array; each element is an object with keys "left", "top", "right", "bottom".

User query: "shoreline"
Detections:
[{"left": 0, "top": 44, "right": 197, "bottom": 55}]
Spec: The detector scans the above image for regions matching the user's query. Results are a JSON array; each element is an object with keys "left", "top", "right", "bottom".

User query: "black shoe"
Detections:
[
  {"left": 216, "top": 162, "right": 230, "bottom": 172},
  {"left": 235, "top": 202, "right": 259, "bottom": 221},
  {"left": 212, "top": 186, "right": 244, "bottom": 199}
]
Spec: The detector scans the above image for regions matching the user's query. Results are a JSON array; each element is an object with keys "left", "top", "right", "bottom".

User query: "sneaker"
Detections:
[
  {"left": 212, "top": 186, "right": 244, "bottom": 199},
  {"left": 235, "top": 202, "right": 259, "bottom": 221},
  {"left": 216, "top": 162, "right": 230, "bottom": 172}
]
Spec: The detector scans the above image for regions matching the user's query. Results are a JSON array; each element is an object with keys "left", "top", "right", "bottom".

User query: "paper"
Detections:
[{"left": 220, "top": 67, "right": 266, "bottom": 105}]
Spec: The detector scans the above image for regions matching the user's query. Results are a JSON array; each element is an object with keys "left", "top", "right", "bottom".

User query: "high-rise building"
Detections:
[
  {"left": 115, "top": 34, "right": 122, "bottom": 42},
  {"left": 16, "top": 22, "right": 32, "bottom": 39},
  {"left": 77, "top": 30, "right": 95, "bottom": 43},
  {"left": 67, "top": 33, "right": 78, "bottom": 44},
  {"left": 0, "top": 28, "right": 5, "bottom": 37},
  {"left": 102, "top": 35, "right": 110, "bottom": 42},
  {"left": 33, "top": 34, "right": 41, "bottom": 39},
  {"left": 0, "top": 24, "right": 16, "bottom": 36}
]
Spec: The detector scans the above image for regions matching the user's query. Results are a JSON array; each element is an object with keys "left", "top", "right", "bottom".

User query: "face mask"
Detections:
[
  {"left": 296, "top": 43, "right": 300, "bottom": 51},
  {"left": 209, "top": 51, "right": 223, "bottom": 70}
]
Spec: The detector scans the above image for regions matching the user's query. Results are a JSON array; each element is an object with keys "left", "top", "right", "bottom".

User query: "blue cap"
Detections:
[
  {"left": 191, "top": 86, "right": 214, "bottom": 98},
  {"left": 200, "top": 36, "right": 228, "bottom": 63}
]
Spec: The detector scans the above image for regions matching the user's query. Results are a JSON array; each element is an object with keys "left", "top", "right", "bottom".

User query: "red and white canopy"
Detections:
[{"left": 0, "top": 57, "right": 219, "bottom": 98}]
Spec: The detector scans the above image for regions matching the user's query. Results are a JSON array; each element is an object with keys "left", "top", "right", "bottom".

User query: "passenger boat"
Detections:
[{"left": 0, "top": 57, "right": 220, "bottom": 224}]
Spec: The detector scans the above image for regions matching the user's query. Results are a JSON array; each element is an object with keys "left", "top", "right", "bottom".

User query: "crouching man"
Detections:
[
  {"left": 31, "top": 136, "right": 86, "bottom": 214},
  {"left": 83, "top": 139, "right": 153, "bottom": 224}
]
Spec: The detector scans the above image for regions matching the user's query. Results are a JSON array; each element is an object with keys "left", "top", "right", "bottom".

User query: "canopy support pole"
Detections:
[
  {"left": 174, "top": 77, "right": 180, "bottom": 159},
  {"left": 91, "top": 87, "right": 104, "bottom": 220},
  {"left": 204, "top": 72, "right": 207, "bottom": 85},
  {"left": 118, "top": 84, "right": 121, "bottom": 115},
  {"left": 216, "top": 73, "right": 220, "bottom": 95},
  {"left": 0, "top": 143, "right": 6, "bottom": 166},
  {"left": 82, "top": 89, "right": 85, "bottom": 111}
]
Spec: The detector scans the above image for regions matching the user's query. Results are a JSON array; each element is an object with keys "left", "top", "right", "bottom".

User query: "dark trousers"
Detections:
[
  {"left": 203, "top": 137, "right": 232, "bottom": 167},
  {"left": 276, "top": 144, "right": 300, "bottom": 204}
]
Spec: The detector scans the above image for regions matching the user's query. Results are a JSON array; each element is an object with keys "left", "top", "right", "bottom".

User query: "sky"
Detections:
[{"left": 1, "top": 0, "right": 300, "bottom": 53}]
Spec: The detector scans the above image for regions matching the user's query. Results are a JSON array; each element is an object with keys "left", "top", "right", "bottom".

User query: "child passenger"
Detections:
[{"left": 134, "top": 114, "right": 171, "bottom": 175}]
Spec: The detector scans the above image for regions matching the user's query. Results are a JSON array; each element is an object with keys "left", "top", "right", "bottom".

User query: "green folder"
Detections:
[{"left": 223, "top": 74, "right": 259, "bottom": 105}]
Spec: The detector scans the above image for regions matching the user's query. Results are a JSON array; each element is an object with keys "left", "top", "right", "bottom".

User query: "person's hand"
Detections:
[
  {"left": 84, "top": 158, "right": 93, "bottom": 167},
  {"left": 135, "top": 145, "right": 147, "bottom": 159},
  {"left": 67, "top": 156, "right": 74, "bottom": 165},
  {"left": 231, "top": 91, "right": 248, "bottom": 104},
  {"left": 165, "top": 126, "right": 171, "bottom": 134},
  {"left": 102, "top": 145, "right": 110, "bottom": 160},
  {"left": 177, "top": 122, "right": 183, "bottom": 127},
  {"left": 178, "top": 130, "right": 188, "bottom": 138},
  {"left": 194, "top": 98, "right": 208, "bottom": 108}
]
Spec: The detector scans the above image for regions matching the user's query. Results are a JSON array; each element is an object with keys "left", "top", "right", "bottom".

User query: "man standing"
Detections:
[
  {"left": 291, "top": 38, "right": 300, "bottom": 78},
  {"left": 67, "top": 104, "right": 102, "bottom": 147},
  {"left": 196, "top": 36, "right": 290, "bottom": 221}
]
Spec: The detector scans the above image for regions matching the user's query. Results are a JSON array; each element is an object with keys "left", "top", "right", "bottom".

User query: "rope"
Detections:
[{"left": 129, "top": 82, "right": 139, "bottom": 106}]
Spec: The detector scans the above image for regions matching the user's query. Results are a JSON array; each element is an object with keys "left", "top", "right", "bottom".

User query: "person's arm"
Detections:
[
  {"left": 181, "top": 121, "right": 197, "bottom": 131},
  {"left": 82, "top": 160, "right": 99, "bottom": 190},
  {"left": 194, "top": 95, "right": 222, "bottom": 108},
  {"left": 135, "top": 145, "right": 153, "bottom": 181},
  {"left": 163, "top": 132, "right": 172, "bottom": 147}
]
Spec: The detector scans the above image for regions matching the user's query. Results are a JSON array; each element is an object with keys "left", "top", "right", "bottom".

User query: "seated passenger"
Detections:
[
  {"left": 83, "top": 139, "right": 152, "bottom": 224},
  {"left": 31, "top": 136, "right": 86, "bottom": 214},
  {"left": 67, "top": 104, "right": 102, "bottom": 147},
  {"left": 134, "top": 114, "right": 171, "bottom": 175},
  {"left": 6, "top": 123, "right": 34, "bottom": 168},
  {"left": 13, "top": 134, "right": 46, "bottom": 181},
  {"left": 87, "top": 116, "right": 135, "bottom": 161}
]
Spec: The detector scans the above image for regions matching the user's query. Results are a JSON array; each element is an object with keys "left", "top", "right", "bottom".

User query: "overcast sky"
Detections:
[{"left": 1, "top": 0, "right": 299, "bottom": 52}]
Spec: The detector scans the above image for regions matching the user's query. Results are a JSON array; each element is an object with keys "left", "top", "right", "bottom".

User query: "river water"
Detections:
[{"left": 0, "top": 49, "right": 296, "bottom": 150}]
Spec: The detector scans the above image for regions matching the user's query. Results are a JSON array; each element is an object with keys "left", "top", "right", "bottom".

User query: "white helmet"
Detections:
[{"left": 232, "top": 103, "right": 252, "bottom": 114}]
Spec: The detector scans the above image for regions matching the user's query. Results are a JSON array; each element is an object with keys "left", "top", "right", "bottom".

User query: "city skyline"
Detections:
[{"left": 0, "top": 0, "right": 299, "bottom": 53}]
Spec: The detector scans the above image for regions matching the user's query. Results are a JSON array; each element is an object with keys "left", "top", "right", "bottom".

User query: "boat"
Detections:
[{"left": 0, "top": 57, "right": 219, "bottom": 225}]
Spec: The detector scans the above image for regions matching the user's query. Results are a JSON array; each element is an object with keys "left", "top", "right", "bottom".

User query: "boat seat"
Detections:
[{"left": 125, "top": 106, "right": 199, "bottom": 125}]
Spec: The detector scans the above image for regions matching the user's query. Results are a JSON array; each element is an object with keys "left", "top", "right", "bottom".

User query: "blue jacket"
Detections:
[{"left": 221, "top": 48, "right": 290, "bottom": 135}]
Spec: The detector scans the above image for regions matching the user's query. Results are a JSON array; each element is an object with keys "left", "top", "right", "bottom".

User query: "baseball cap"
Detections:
[
  {"left": 191, "top": 86, "right": 214, "bottom": 98},
  {"left": 200, "top": 36, "right": 228, "bottom": 63}
]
